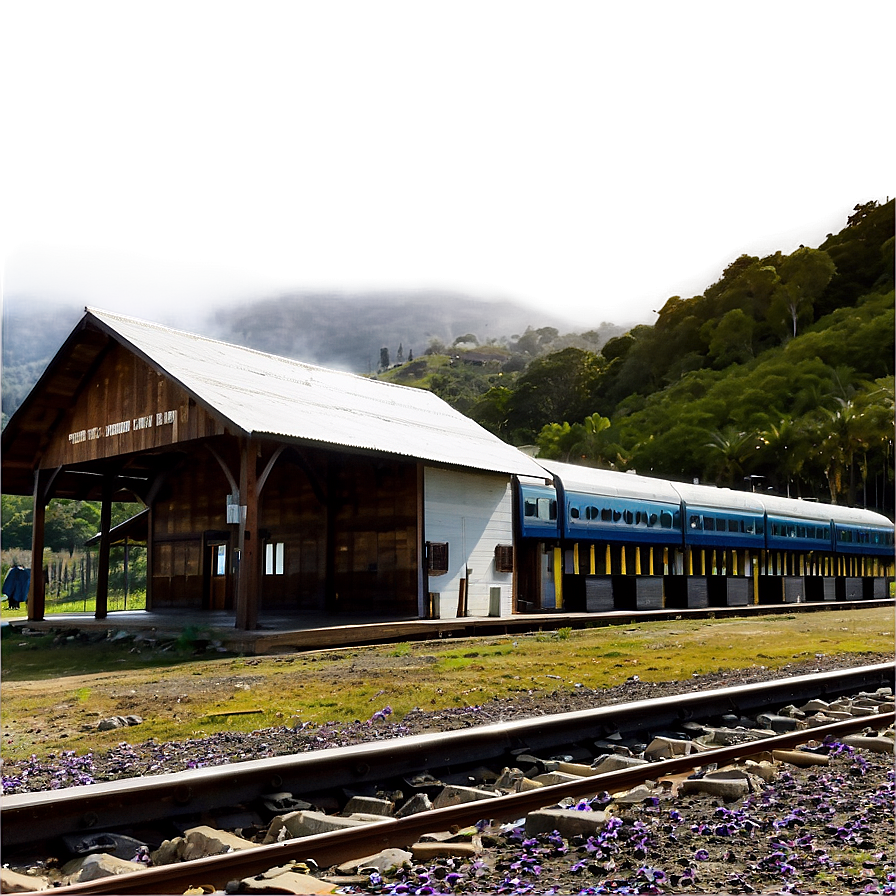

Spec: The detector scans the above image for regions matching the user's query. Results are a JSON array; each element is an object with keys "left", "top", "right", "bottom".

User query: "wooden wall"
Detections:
[{"left": 41, "top": 343, "right": 226, "bottom": 469}]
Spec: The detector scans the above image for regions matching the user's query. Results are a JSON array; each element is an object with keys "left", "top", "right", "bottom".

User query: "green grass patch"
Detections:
[{"left": 1, "top": 608, "right": 892, "bottom": 761}]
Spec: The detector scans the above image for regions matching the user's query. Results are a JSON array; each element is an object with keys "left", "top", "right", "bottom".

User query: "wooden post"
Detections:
[
  {"left": 95, "top": 477, "right": 113, "bottom": 619},
  {"left": 28, "top": 471, "right": 47, "bottom": 621},
  {"left": 235, "top": 438, "right": 260, "bottom": 630}
]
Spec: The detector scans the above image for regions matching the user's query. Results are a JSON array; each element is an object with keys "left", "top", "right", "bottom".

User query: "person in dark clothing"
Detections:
[{"left": 2, "top": 565, "right": 30, "bottom": 609}]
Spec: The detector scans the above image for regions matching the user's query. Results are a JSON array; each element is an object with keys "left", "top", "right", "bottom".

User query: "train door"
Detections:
[
  {"left": 541, "top": 547, "right": 556, "bottom": 609},
  {"left": 203, "top": 533, "right": 232, "bottom": 610}
]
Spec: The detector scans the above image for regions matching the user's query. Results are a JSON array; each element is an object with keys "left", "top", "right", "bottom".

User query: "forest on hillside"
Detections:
[
  {"left": 379, "top": 200, "right": 895, "bottom": 514},
  {"left": 2, "top": 200, "right": 893, "bottom": 557}
]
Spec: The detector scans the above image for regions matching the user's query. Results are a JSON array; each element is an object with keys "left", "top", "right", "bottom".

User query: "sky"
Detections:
[{"left": 1, "top": 1, "right": 893, "bottom": 332}]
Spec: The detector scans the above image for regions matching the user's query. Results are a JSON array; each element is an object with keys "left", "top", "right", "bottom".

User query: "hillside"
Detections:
[{"left": 0, "top": 290, "right": 622, "bottom": 419}]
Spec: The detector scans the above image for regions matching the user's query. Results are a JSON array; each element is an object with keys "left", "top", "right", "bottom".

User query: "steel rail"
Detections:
[
  {"left": 39, "top": 710, "right": 895, "bottom": 895},
  {"left": 2, "top": 663, "right": 892, "bottom": 849}
]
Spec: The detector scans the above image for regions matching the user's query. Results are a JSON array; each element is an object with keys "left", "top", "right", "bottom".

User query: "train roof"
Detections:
[
  {"left": 757, "top": 492, "right": 893, "bottom": 528},
  {"left": 534, "top": 461, "right": 893, "bottom": 528},
  {"left": 536, "top": 460, "right": 682, "bottom": 504}
]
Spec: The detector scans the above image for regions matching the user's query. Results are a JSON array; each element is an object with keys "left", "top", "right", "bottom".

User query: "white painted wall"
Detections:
[{"left": 423, "top": 467, "right": 514, "bottom": 618}]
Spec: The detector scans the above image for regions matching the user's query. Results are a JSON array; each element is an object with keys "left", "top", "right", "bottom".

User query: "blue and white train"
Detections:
[{"left": 515, "top": 460, "right": 894, "bottom": 612}]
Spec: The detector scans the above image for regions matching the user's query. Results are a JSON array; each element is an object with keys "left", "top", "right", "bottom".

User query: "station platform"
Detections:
[{"left": 6, "top": 599, "right": 891, "bottom": 655}]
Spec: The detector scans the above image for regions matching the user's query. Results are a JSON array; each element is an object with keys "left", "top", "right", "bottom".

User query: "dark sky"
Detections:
[{"left": 3, "top": 3, "right": 891, "bottom": 329}]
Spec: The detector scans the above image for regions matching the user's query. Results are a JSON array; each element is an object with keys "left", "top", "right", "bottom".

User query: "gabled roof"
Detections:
[{"left": 2, "top": 308, "right": 548, "bottom": 491}]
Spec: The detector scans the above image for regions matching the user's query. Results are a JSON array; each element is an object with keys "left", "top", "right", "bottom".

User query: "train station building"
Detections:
[{"left": 1, "top": 308, "right": 550, "bottom": 631}]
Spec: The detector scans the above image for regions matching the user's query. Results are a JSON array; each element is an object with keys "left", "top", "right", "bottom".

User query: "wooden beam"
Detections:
[
  {"left": 27, "top": 470, "right": 47, "bottom": 621},
  {"left": 235, "top": 438, "right": 260, "bottom": 630},
  {"left": 95, "top": 476, "right": 114, "bottom": 619}
]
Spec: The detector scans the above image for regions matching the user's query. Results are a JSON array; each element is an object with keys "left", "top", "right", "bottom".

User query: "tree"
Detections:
[
  {"left": 379, "top": 347, "right": 390, "bottom": 370},
  {"left": 768, "top": 248, "right": 836, "bottom": 339},
  {"left": 703, "top": 426, "right": 757, "bottom": 487},
  {"left": 703, "top": 308, "right": 755, "bottom": 368}
]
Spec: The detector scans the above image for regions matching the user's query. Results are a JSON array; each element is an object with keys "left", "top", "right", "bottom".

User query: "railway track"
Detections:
[{"left": 2, "top": 662, "right": 893, "bottom": 894}]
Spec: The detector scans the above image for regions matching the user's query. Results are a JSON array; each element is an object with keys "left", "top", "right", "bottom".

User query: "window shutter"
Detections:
[
  {"left": 426, "top": 542, "right": 449, "bottom": 575},
  {"left": 494, "top": 544, "right": 514, "bottom": 573}
]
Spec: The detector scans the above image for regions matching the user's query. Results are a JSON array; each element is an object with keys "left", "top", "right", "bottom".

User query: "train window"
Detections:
[
  {"left": 648, "top": 513, "right": 658, "bottom": 526},
  {"left": 729, "top": 519, "right": 740, "bottom": 532},
  {"left": 586, "top": 505, "right": 599, "bottom": 520},
  {"left": 704, "top": 517, "right": 715, "bottom": 531},
  {"left": 796, "top": 525, "right": 806, "bottom": 538},
  {"left": 689, "top": 514, "right": 701, "bottom": 530},
  {"left": 661, "top": 511, "right": 673, "bottom": 529},
  {"left": 622, "top": 510, "right": 633, "bottom": 525},
  {"left": 537, "top": 497, "right": 557, "bottom": 521},
  {"left": 756, "top": 519, "right": 764, "bottom": 534},
  {"left": 570, "top": 506, "right": 580, "bottom": 519},
  {"left": 524, "top": 498, "right": 537, "bottom": 518},
  {"left": 601, "top": 507, "right": 613, "bottom": 522},
  {"left": 613, "top": 509, "right": 622, "bottom": 522},
  {"left": 787, "top": 524, "right": 796, "bottom": 537}
]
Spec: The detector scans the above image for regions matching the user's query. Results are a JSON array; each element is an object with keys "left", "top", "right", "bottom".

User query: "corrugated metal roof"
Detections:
[{"left": 87, "top": 308, "right": 549, "bottom": 479}]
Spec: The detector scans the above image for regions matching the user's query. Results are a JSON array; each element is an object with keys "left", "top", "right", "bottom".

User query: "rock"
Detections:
[
  {"left": 771, "top": 749, "right": 830, "bottom": 767},
  {"left": 525, "top": 807, "right": 609, "bottom": 838},
  {"left": 239, "top": 870, "right": 336, "bottom": 893},
  {"left": 336, "top": 848, "right": 413, "bottom": 875},
  {"left": 679, "top": 776, "right": 749, "bottom": 801},
  {"left": 431, "top": 784, "right": 495, "bottom": 809},
  {"left": 495, "top": 768, "right": 543, "bottom": 792},
  {"left": 800, "top": 698, "right": 831, "bottom": 713},
  {"left": 555, "top": 760, "right": 601, "bottom": 777},
  {"left": 841, "top": 734, "right": 895, "bottom": 754},
  {"left": 152, "top": 826, "right": 255, "bottom": 864},
  {"left": 263, "top": 810, "right": 373, "bottom": 844},
  {"left": 643, "top": 735, "right": 693, "bottom": 760},
  {"left": 532, "top": 770, "right": 586, "bottom": 786},
  {"left": 342, "top": 795, "right": 393, "bottom": 816},
  {"left": 591, "top": 753, "right": 648, "bottom": 773},
  {"left": 612, "top": 783, "right": 663, "bottom": 804},
  {"left": 62, "top": 853, "right": 148, "bottom": 882},
  {"left": 411, "top": 841, "right": 480, "bottom": 861},
  {"left": 0, "top": 867, "right": 49, "bottom": 892},
  {"left": 756, "top": 713, "right": 803, "bottom": 733},
  {"left": 395, "top": 792, "right": 432, "bottom": 817}
]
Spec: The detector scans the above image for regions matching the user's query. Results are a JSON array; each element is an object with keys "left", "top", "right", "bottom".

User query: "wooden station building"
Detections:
[{"left": 2, "top": 308, "right": 550, "bottom": 630}]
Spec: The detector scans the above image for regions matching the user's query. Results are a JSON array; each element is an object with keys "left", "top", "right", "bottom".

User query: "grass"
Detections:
[{"left": 1, "top": 608, "right": 892, "bottom": 761}]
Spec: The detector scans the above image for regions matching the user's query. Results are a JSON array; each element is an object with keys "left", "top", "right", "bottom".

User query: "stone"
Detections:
[
  {"left": 591, "top": 753, "right": 648, "bottom": 773},
  {"left": 525, "top": 807, "right": 609, "bottom": 838},
  {"left": 0, "top": 867, "right": 49, "bottom": 892},
  {"left": 62, "top": 853, "right": 148, "bottom": 883},
  {"left": 431, "top": 784, "right": 495, "bottom": 810},
  {"left": 532, "top": 770, "right": 586, "bottom": 786},
  {"left": 152, "top": 826, "right": 255, "bottom": 864},
  {"left": 756, "top": 713, "right": 803, "bottom": 733},
  {"left": 555, "top": 760, "right": 600, "bottom": 777},
  {"left": 612, "top": 784, "right": 663, "bottom": 804},
  {"left": 240, "top": 870, "right": 336, "bottom": 893},
  {"left": 800, "top": 698, "right": 831, "bottom": 713},
  {"left": 771, "top": 749, "right": 830, "bottom": 767},
  {"left": 495, "top": 768, "right": 543, "bottom": 792},
  {"left": 342, "top": 795, "right": 394, "bottom": 816},
  {"left": 643, "top": 736, "right": 693, "bottom": 760},
  {"left": 841, "top": 734, "right": 895, "bottom": 754},
  {"left": 395, "top": 792, "right": 432, "bottom": 817},
  {"left": 679, "top": 776, "right": 749, "bottom": 801},
  {"left": 263, "top": 810, "right": 373, "bottom": 844},
  {"left": 410, "top": 841, "right": 479, "bottom": 861},
  {"left": 336, "top": 848, "right": 413, "bottom": 875}
]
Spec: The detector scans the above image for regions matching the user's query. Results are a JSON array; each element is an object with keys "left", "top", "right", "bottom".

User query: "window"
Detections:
[
  {"left": 570, "top": 506, "right": 580, "bottom": 519},
  {"left": 689, "top": 514, "right": 702, "bottom": 530},
  {"left": 728, "top": 519, "right": 740, "bottom": 533},
  {"left": 586, "top": 505, "right": 599, "bottom": 520},
  {"left": 601, "top": 507, "right": 613, "bottom": 522},
  {"left": 537, "top": 497, "right": 557, "bottom": 521},
  {"left": 524, "top": 498, "right": 538, "bottom": 518},
  {"left": 213, "top": 544, "right": 227, "bottom": 576},
  {"left": 704, "top": 517, "right": 715, "bottom": 531},
  {"left": 265, "top": 542, "right": 285, "bottom": 575},
  {"left": 661, "top": 511, "right": 673, "bottom": 529},
  {"left": 648, "top": 513, "right": 658, "bottom": 526},
  {"left": 623, "top": 510, "right": 634, "bottom": 525}
]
